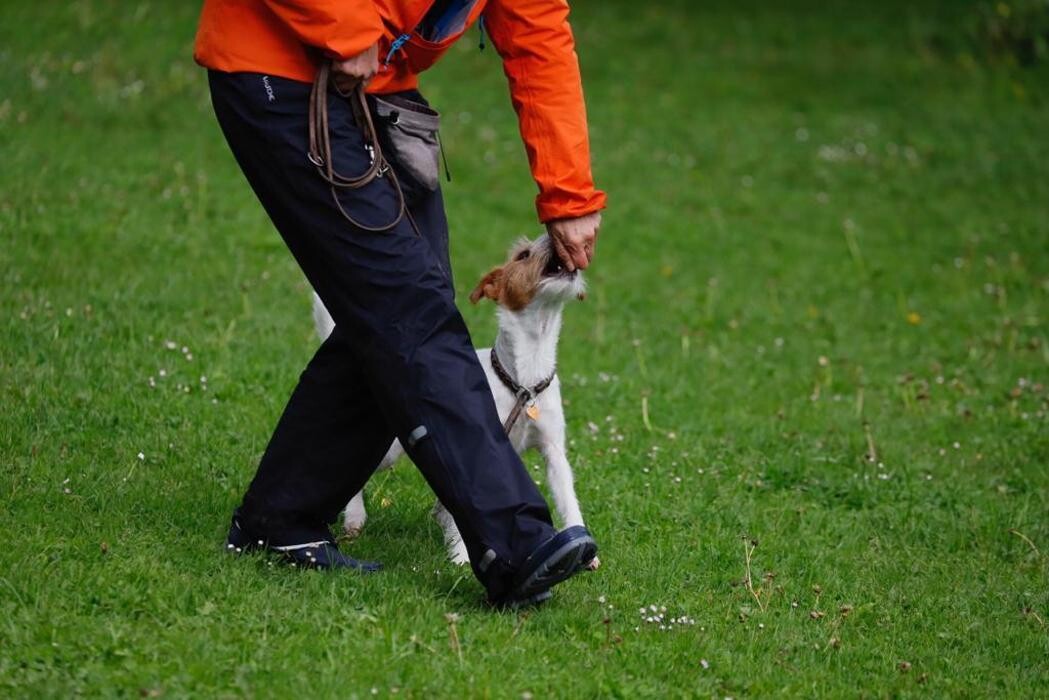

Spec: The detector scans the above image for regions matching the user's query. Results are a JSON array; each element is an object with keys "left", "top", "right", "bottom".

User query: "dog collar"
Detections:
[{"left": 490, "top": 347, "right": 555, "bottom": 433}]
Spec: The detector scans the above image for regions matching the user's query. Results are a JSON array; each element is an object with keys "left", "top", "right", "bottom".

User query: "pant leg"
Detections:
[
  {"left": 240, "top": 326, "right": 395, "bottom": 546},
  {"left": 411, "top": 182, "right": 453, "bottom": 291},
  {"left": 241, "top": 99, "right": 452, "bottom": 546},
  {"left": 208, "top": 71, "right": 554, "bottom": 594}
]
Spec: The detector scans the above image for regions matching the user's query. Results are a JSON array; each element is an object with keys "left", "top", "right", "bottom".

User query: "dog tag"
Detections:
[{"left": 526, "top": 404, "right": 540, "bottom": 421}]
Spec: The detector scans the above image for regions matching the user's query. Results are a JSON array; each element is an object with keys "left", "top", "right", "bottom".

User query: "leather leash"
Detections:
[
  {"left": 309, "top": 63, "right": 549, "bottom": 435},
  {"left": 490, "top": 347, "right": 555, "bottom": 433},
  {"left": 307, "top": 62, "right": 415, "bottom": 234}
]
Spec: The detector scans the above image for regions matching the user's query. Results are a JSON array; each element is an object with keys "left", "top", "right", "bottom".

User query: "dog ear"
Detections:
[{"left": 469, "top": 266, "right": 504, "bottom": 304}]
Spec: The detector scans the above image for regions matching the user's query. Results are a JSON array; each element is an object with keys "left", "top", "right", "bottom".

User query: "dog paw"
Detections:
[
  {"left": 341, "top": 522, "right": 365, "bottom": 540},
  {"left": 585, "top": 555, "right": 601, "bottom": 571},
  {"left": 449, "top": 544, "right": 470, "bottom": 566}
]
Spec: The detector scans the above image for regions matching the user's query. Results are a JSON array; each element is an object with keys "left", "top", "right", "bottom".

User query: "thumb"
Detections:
[{"left": 571, "top": 244, "right": 589, "bottom": 270}]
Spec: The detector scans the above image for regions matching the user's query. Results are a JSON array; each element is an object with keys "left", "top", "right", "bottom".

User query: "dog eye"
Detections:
[{"left": 515, "top": 249, "right": 530, "bottom": 261}]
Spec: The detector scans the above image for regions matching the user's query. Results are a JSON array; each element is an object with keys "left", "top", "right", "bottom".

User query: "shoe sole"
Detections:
[
  {"left": 278, "top": 548, "right": 381, "bottom": 573},
  {"left": 499, "top": 589, "right": 553, "bottom": 610},
  {"left": 226, "top": 527, "right": 380, "bottom": 573},
  {"left": 511, "top": 535, "right": 596, "bottom": 600}
]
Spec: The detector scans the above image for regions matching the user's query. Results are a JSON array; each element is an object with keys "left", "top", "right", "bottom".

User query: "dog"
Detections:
[{"left": 312, "top": 234, "right": 598, "bottom": 569}]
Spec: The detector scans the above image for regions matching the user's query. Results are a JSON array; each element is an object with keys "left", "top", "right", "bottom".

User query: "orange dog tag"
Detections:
[{"left": 526, "top": 404, "right": 540, "bottom": 421}]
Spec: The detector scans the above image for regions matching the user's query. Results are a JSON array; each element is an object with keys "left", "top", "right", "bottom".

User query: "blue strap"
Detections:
[{"left": 384, "top": 33, "right": 411, "bottom": 65}]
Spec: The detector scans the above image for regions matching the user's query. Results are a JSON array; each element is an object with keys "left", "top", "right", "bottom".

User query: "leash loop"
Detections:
[{"left": 307, "top": 61, "right": 417, "bottom": 234}]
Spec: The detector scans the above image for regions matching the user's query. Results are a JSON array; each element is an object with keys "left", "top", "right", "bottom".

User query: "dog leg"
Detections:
[
  {"left": 538, "top": 441, "right": 584, "bottom": 527},
  {"left": 540, "top": 441, "right": 599, "bottom": 569},
  {"left": 432, "top": 501, "right": 469, "bottom": 565},
  {"left": 379, "top": 438, "right": 404, "bottom": 469},
  {"left": 342, "top": 490, "right": 367, "bottom": 538},
  {"left": 340, "top": 439, "right": 401, "bottom": 538},
  {"left": 312, "top": 292, "right": 336, "bottom": 340}
]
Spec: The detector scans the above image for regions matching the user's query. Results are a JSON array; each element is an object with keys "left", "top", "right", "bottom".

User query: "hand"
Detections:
[
  {"left": 546, "top": 211, "right": 601, "bottom": 271},
  {"left": 332, "top": 43, "right": 379, "bottom": 92}
]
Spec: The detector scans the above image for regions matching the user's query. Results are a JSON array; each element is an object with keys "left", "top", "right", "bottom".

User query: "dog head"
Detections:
[{"left": 469, "top": 235, "right": 586, "bottom": 311}]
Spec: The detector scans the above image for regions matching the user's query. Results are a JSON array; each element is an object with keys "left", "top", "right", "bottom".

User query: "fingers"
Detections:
[
  {"left": 332, "top": 72, "right": 363, "bottom": 93},
  {"left": 569, "top": 229, "right": 595, "bottom": 270},
  {"left": 332, "top": 65, "right": 374, "bottom": 89},
  {"left": 584, "top": 226, "right": 598, "bottom": 267},
  {"left": 571, "top": 243, "right": 589, "bottom": 270},
  {"left": 558, "top": 238, "right": 588, "bottom": 271},
  {"left": 551, "top": 235, "right": 576, "bottom": 272},
  {"left": 332, "top": 44, "right": 380, "bottom": 89},
  {"left": 548, "top": 216, "right": 601, "bottom": 271}
]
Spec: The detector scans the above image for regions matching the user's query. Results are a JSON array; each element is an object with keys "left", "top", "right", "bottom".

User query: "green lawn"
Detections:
[{"left": 2, "top": 0, "right": 1047, "bottom": 696}]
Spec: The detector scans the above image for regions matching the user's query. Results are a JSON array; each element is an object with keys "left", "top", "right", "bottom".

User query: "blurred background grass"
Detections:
[{"left": 1, "top": 0, "right": 1047, "bottom": 697}]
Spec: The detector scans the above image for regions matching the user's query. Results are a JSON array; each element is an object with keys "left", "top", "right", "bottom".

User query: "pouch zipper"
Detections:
[
  {"left": 385, "top": 1, "right": 484, "bottom": 64},
  {"left": 384, "top": 0, "right": 442, "bottom": 64},
  {"left": 384, "top": 32, "right": 412, "bottom": 65}
]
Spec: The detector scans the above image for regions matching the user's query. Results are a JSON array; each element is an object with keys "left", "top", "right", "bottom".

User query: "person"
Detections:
[{"left": 194, "top": 0, "right": 606, "bottom": 608}]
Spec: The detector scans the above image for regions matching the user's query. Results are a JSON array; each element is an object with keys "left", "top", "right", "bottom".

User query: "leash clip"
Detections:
[{"left": 364, "top": 144, "right": 391, "bottom": 177}]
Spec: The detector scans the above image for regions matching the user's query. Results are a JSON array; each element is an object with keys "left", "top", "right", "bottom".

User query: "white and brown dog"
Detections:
[{"left": 312, "top": 234, "right": 597, "bottom": 568}]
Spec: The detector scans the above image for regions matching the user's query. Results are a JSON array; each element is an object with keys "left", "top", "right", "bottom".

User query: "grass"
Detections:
[{"left": 1, "top": 0, "right": 1047, "bottom": 696}]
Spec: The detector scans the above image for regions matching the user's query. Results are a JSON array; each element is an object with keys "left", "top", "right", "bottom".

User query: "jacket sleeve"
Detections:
[
  {"left": 484, "top": 0, "right": 607, "bottom": 223},
  {"left": 262, "top": 0, "right": 385, "bottom": 61}
]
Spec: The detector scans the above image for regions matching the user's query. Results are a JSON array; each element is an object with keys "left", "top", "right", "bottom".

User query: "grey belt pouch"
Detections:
[{"left": 371, "top": 93, "right": 441, "bottom": 197}]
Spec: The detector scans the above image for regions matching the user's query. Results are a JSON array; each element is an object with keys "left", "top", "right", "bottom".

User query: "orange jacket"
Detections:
[{"left": 194, "top": 0, "right": 606, "bottom": 223}]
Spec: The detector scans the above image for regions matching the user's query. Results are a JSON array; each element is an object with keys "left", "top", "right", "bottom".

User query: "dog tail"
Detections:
[{"left": 311, "top": 292, "right": 336, "bottom": 341}]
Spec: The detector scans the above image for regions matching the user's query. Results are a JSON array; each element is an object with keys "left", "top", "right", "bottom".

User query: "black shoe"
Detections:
[
  {"left": 491, "top": 526, "right": 597, "bottom": 607},
  {"left": 225, "top": 517, "right": 381, "bottom": 572},
  {"left": 225, "top": 516, "right": 265, "bottom": 554},
  {"left": 495, "top": 589, "right": 553, "bottom": 611},
  {"left": 273, "top": 542, "right": 383, "bottom": 572}
]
